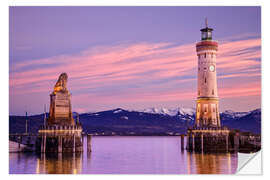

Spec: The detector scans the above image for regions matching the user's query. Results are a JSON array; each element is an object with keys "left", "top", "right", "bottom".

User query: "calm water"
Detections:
[{"left": 9, "top": 136, "right": 237, "bottom": 174}]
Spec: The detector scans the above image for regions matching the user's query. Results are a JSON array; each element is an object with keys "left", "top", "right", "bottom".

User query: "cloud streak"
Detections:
[{"left": 9, "top": 34, "right": 261, "bottom": 113}]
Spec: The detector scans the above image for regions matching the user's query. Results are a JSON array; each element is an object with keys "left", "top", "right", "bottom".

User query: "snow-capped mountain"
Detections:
[
  {"left": 142, "top": 107, "right": 196, "bottom": 116},
  {"left": 76, "top": 107, "right": 253, "bottom": 120},
  {"left": 9, "top": 108, "right": 261, "bottom": 135},
  {"left": 221, "top": 110, "right": 249, "bottom": 119},
  {"left": 113, "top": 109, "right": 123, "bottom": 113}
]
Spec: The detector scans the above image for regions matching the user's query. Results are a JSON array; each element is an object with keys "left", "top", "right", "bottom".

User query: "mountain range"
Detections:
[{"left": 9, "top": 108, "right": 261, "bottom": 135}]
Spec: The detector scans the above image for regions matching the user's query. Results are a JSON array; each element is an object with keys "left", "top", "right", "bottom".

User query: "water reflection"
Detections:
[
  {"left": 36, "top": 153, "right": 82, "bottom": 174},
  {"left": 10, "top": 137, "right": 237, "bottom": 174},
  {"left": 187, "top": 152, "right": 235, "bottom": 174}
]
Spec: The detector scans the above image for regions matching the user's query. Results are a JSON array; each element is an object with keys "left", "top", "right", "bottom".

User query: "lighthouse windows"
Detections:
[
  {"left": 205, "top": 77, "right": 207, "bottom": 83},
  {"left": 204, "top": 53, "right": 206, "bottom": 58},
  {"left": 212, "top": 89, "right": 214, "bottom": 95}
]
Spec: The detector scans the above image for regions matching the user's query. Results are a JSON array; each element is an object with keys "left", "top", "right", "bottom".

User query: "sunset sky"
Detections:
[{"left": 9, "top": 6, "right": 261, "bottom": 115}]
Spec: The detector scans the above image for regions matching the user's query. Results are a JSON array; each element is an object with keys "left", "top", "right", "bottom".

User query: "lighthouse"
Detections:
[
  {"left": 195, "top": 19, "right": 220, "bottom": 127},
  {"left": 186, "top": 19, "right": 230, "bottom": 152}
]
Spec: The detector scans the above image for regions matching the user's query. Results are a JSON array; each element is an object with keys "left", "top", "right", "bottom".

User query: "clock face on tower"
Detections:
[{"left": 209, "top": 65, "right": 215, "bottom": 72}]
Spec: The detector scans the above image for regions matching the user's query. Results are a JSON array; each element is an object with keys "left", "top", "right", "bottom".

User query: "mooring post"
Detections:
[
  {"left": 181, "top": 134, "right": 184, "bottom": 151},
  {"left": 87, "top": 134, "right": 91, "bottom": 152},
  {"left": 18, "top": 136, "right": 21, "bottom": 150},
  {"left": 192, "top": 134, "right": 195, "bottom": 151},
  {"left": 201, "top": 133, "right": 204, "bottom": 152}
]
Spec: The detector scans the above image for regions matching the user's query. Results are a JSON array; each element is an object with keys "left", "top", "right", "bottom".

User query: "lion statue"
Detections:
[{"left": 54, "top": 73, "right": 68, "bottom": 92}]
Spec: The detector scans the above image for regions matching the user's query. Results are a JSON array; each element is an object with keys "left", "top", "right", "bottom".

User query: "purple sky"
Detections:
[{"left": 9, "top": 6, "right": 261, "bottom": 115}]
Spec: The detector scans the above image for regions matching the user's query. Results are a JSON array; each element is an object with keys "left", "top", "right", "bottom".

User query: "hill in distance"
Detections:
[{"left": 9, "top": 108, "right": 261, "bottom": 136}]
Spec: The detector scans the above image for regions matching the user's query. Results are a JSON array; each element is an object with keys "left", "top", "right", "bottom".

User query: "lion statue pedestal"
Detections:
[{"left": 37, "top": 73, "right": 84, "bottom": 153}]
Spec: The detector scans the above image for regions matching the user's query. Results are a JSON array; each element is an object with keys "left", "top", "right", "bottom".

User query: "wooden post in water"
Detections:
[
  {"left": 18, "top": 136, "right": 21, "bottom": 150},
  {"left": 25, "top": 112, "right": 28, "bottom": 135},
  {"left": 181, "top": 134, "right": 184, "bottom": 151},
  {"left": 87, "top": 134, "right": 91, "bottom": 152}
]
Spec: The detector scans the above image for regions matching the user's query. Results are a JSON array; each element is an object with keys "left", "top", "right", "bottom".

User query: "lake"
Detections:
[{"left": 9, "top": 136, "right": 237, "bottom": 174}]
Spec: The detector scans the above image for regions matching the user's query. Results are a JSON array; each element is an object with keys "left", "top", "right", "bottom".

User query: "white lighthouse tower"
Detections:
[
  {"left": 186, "top": 19, "right": 230, "bottom": 152},
  {"left": 195, "top": 19, "right": 220, "bottom": 127}
]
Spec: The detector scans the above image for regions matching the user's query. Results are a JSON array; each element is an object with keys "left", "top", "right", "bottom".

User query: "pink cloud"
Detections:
[{"left": 10, "top": 34, "right": 261, "bottom": 112}]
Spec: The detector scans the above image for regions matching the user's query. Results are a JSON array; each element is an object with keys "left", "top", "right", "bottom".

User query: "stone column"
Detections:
[
  {"left": 44, "top": 136, "right": 46, "bottom": 153},
  {"left": 192, "top": 134, "right": 195, "bottom": 151},
  {"left": 186, "top": 134, "right": 189, "bottom": 150},
  {"left": 234, "top": 134, "right": 239, "bottom": 151},
  {"left": 201, "top": 133, "right": 204, "bottom": 152},
  {"left": 58, "top": 136, "right": 62, "bottom": 153},
  {"left": 241, "top": 136, "right": 245, "bottom": 146},
  {"left": 181, "top": 135, "right": 185, "bottom": 151},
  {"left": 73, "top": 134, "right": 76, "bottom": 153},
  {"left": 87, "top": 134, "right": 92, "bottom": 152},
  {"left": 41, "top": 135, "right": 46, "bottom": 153},
  {"left": 41, "top": 136, "right": 43, "bottom": 152},
  {"left": 226, "top": 134, "right": 229, "bottom": 152}
]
